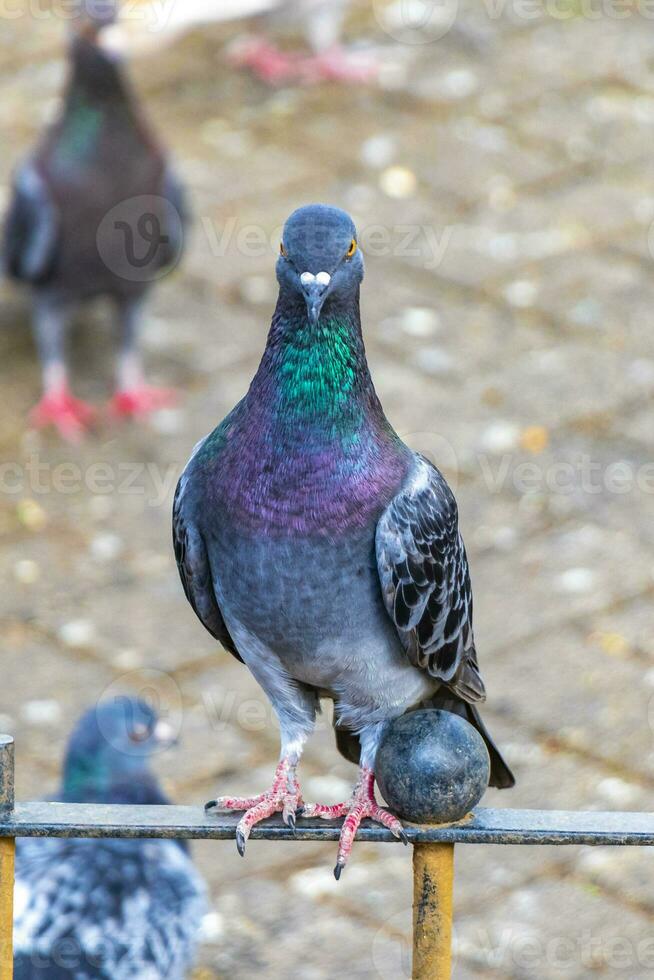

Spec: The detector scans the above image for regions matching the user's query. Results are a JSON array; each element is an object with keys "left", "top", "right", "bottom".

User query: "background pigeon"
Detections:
[
  {"left": 173, "top": 204, "right": 514, "bottom": 879},
  {"left": 13, "top": 697, "right": 207, "bottom": 978},
  {"left": 228, "top": 0, "right": 378, "bottom": 85},
  {"left": 3, "top": 0, "right": 187, "bottom": 440},
  {"left": 109, "top": 0, "right": 377, "bottom": 85}
]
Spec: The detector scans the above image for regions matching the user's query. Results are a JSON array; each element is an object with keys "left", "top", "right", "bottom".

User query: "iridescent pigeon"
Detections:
[
  {"left": 3, "top": 0, "right": 187, "bottom": 440},
  {"left": 13, "top": 698, "right": 207, "bottom": 978},
  {"left": 173, "top": 204, "right": 514, "bottom": 878}
]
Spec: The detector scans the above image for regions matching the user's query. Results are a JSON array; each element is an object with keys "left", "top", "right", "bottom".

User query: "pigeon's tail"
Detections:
[
  {"left": 465, "top": 702, "right": 515, "bottom": 789},
  {"left": 335, "top": 699, "right": 515, "bottom": 789},
  {"left": 427, "top": 691, "right": 515, "bottom": 789}
]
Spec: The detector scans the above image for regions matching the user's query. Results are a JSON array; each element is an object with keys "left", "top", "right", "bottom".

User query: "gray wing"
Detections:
[
  {"left": 173, "top": 452, "right": 242, "bottom": 662},
  {"left": 376, "top": 455, "right": 485, "bottom": 703},
  {"left": 3, "top": 160, "right": 59, "bottom": 283}
]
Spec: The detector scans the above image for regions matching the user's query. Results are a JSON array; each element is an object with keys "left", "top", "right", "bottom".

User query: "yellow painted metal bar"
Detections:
[
  {"left": 412, "top": 842, "right": 454, "bottom": 980},
  {"left": 0, "top": 838, "right": 14, "bottom": 980}
]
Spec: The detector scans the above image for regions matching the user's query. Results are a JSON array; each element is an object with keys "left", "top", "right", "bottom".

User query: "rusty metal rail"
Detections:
[{"left": 3, "top": 734, "right": 654, "bottom": 979}]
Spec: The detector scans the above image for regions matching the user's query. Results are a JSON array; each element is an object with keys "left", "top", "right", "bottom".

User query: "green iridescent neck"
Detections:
[
  {"left": 55, "top": 92, "right": 104, "bottom": 167},
  {"left": 51, "top": 36, "right": 131, "bottom": 170},
  {"left": 250, "top": 301, "right": 381, "bottom": 439}
]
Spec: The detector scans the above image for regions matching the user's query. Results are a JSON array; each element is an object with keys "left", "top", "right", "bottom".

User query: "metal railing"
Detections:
[{"left": 2, "top": 733, "right": 654, "bottom": 979}]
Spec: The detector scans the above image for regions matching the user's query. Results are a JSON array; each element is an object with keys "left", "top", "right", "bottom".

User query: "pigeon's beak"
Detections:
[{"left": 301, "top": 272, "right": 332, "bottom": 326}]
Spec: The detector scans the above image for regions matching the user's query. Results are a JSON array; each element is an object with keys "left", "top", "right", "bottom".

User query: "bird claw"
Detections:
[
  {"left": 30, "top": 388, "right": 96, "bottom": 442},
  {"left": 306, "top": 767, "right": 406, "bottom": 878},
  {"left": 109, "top": 384, "right": 176, "bottom": 419},
  {"left": 205, "top": 758, "right": 303, "bottom": 856}
]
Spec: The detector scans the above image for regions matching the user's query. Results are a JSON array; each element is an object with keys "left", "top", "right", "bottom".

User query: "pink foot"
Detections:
[
  {"left": 301, "top": 767, "right": 407, "bottom": 878},
  {"left": 205, "top": 758, "right": 303, "bottom": 855},
  {"left": 298, "top": 47, "right": 379, "bottom": 85},
  {"left": 30, "top": 387, "right": 95, "bottom": 442},
  {"left": 228, "top": 38, "right": 302, "bottom": 85},
  {"left": 109, "top": 384, "right": 176, "bottom": 419}
]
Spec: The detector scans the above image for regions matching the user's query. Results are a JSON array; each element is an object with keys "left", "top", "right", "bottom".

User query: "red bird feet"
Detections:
[
  {"left": 207, "top": 762, "right": 406, "bottom": 878},
  {"left": 30, "top": 384, "right": 176, "bottom": 440},
  {"left": 205, "top": 758, "right": 303, "bottom": 856},
  {"left": 229, "top": 38, "right": 378, "bottom": 86},
  {"left": 30, "top": 386, "right": 96, "bottom": 443},
  {"left": 302, "top": 767, "right": 407, "bottom": 878},
  {"left": 109, "top": 384, "right": 176, "bottom": 419}
]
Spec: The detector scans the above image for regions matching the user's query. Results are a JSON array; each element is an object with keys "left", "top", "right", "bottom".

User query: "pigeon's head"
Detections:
[
  {"left": 62, "top": 697, "right": 176, "bottom": 801},
  {"left": 277, "top": 204, "right": 364, "bottom": 326},
  {"left": 72, "top": 0, "right": 119, "bottom": 39}
]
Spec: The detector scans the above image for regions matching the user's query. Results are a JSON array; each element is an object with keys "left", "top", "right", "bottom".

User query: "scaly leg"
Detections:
[
  {"left": 110, "top": 297, "right": 175, "bottom": 418},
  {"left": 205, "top": 664, "right": 318, "bottom": 855},
  {"left": 30, "top": 295, "right": 95, "bottom": 442},
  {"left": 301, "top": 721, "right": 406, "bottom": 877},
  {"left": 206, "top": 755, "right": 305, "bottom": 855},
  {"left": 302, "top": 766, "right": 407, "bottom": 878}
]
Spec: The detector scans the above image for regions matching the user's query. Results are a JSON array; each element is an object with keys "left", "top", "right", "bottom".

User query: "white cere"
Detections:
[
  {"left": 300, "top": 272, "right": 316, "bottom": 285},
  {"left": 316, "top": 271, "right": 331, "bottom": 286}
]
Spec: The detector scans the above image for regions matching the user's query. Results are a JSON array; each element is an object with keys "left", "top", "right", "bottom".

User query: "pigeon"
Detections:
[
  {"left": 13, "top": 698, "right": 207, "bottom": 978},
  {"left": 3, "top": 0, "right": 187, "bottom": 441},
  {"left": 110, "top": 0, "right": 377, "bottom": 85},
  {"left": 228, "top": 0, "right": 379, "bottom": 85},
  {"left": 173, "top": 204, "right": 514, "bottom": 878}
]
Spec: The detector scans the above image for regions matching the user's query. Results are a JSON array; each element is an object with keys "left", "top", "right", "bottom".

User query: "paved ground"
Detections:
[{"left": 1, "top": 3, "right": 654, "bottom": 978}]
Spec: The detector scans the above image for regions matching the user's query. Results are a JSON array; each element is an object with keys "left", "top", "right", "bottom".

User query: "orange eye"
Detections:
[
  {"left": 346, "top": 239, "right": 357, "bottom": 258},
  {"left": 279, "top": 242, "right": 287, "bottom": 256}
]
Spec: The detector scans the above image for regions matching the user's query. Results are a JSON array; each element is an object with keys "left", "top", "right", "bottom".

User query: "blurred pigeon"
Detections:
[
  {"left": 13, "top": 698, "right": 207, "bottom": 978},
  {"left": 173, "top": 204, "right": 514, "bottom": 878},
  {"left": 112, "top": 0, "right": 377, "bottom": 85},
  {"left": 229, "top": 0, "right": 378, "bottom": 85},
  {"left": 3, "top": 0, "right": 187, "bottom": 440}
]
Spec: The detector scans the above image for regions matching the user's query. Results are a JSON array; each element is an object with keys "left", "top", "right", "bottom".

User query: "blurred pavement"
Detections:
[{"left": 1, "top": 3, "right": 654, "bottom": 978}]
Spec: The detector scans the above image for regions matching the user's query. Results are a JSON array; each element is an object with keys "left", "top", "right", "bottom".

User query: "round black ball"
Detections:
[{"left": 375, "top": 709, "right": 490, "bottom": 824}]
